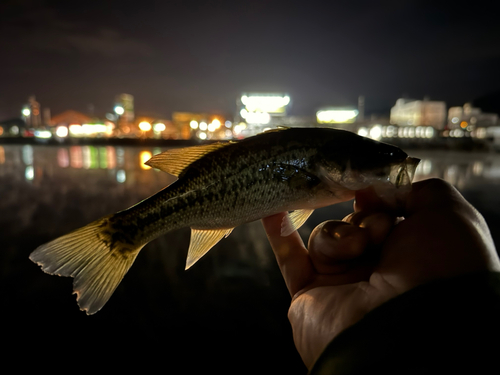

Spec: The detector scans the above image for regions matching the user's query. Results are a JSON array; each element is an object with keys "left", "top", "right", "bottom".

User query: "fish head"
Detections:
[{"left": 318, "top": 132, "right": 420, "bottom": 194}]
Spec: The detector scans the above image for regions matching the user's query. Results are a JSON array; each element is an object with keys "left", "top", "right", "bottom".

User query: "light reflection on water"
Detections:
[
  {"left": 4, "top": 145, "right": 500, "bottom": 187},
  {"left": 2, "top": 144, "right": 500, "bottom": 372}
]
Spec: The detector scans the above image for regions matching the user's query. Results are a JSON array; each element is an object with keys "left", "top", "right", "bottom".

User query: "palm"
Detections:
[{"left": 262, "top": 179, "right": 500, "bottom": 369}]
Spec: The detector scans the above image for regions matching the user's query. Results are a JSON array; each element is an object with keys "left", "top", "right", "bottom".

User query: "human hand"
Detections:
[{"left": 261, "top": 178, "right": 500, "bottom": 369}]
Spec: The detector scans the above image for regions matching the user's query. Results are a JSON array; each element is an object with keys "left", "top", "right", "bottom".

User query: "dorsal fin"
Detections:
[{"left": 145, "top": 142, "right": 232, "bottom": 176}]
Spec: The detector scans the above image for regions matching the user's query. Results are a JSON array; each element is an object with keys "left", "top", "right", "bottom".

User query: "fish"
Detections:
[{"left": 29, "top": 127, "right": 420, "bottom": 314}]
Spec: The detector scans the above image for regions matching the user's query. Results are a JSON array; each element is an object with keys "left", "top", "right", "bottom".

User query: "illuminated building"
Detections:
[
  {"left": 448, "top": 103, "right": 498, "bottom": 130},
  {"left": 316, "top": 108, "right": 359, "bottom": 124},
  {"left": 115, "top": 93, "right": 134, "bottom": 124},
  {"left": 51, "top": 110, "right": 113, "bottom": 138},
  {"left": 132, "top": 116, "right": 177, "bottom": 139},
  {"left": 113, "top": 94, "right": 135, "bottom": 135},
  {"left": 51, "top": 110, "right": 92, "bottom": 127},
  {"left": 236, "top": 93, "right": 291, "bottom": 136},
  {"left": 22, "top": 96, "right": 42, "bottom": 128},
  {"left": 390, "top": 97, "right": 446, "bottom": 129},
  {"left": 172, "top": 112, "right": 227, "bottom": 140}
]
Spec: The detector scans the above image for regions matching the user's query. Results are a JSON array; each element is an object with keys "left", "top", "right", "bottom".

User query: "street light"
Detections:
[
  {"left": 114, "top": 105, "right": 125, "bottom": 115},
  {"left": 22, "top": 107, "right": 31, "bottom": 126},
  {"left": 139, "top": 121, "right": 152, "bottom": 131}
]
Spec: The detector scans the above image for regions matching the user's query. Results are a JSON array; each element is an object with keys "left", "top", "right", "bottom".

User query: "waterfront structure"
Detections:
[
  {"left": 390, "top": 97, "right": 446, "bottom": 129},
  {"left": 316, "top": 107, "right": 359, "bottom": 124},
  {"left": 236, "top": 93, "right": 291, "bottom": 136},
  {"left": 448, "top": 103, "right": 498, "bottom": 129},
  {"left": 172, "top": 112, "right": 227, "bottom": 140},
  {"left": 22, "top": 96, "right": 42, "bottom": 128},
  {"left": 114, "top": 93, "right": 134, "bottom": 124},
  {"left": 51, "top": 110, "right": 92, "bottom": 127}
]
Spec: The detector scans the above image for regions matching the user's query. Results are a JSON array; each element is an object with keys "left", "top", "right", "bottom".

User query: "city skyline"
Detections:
[{"left": 1, "top": 0, "right": 499, "bottom": 120}]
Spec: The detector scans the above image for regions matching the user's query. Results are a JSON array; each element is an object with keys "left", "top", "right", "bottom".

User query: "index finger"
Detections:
[{"left": 261, "top": 212, "right": 315, "bottom": 296}]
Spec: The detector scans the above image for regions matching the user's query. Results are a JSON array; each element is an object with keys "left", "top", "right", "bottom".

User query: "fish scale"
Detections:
[{"left": 29, "top": 127, "right": 419, "bottom": 314}]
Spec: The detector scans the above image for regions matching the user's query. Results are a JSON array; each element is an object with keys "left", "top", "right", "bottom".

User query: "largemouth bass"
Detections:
[{"left": 30, "top": 127, "right": 419, "bottom": 314}]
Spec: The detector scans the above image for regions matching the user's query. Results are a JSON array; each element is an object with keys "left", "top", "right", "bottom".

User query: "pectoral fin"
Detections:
[
  {"left": 281, "top": 209, "right": 315, "bottom": 237},
  {"left": 185, "top": 228, "right": 234, "bottom": 270}
]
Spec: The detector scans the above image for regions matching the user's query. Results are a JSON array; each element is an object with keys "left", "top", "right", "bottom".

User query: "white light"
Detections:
[
  {"left": 190, "top": 120, "right": 198, "bottom": 129},
  {"left": 233, "top": 123, "right": 246, "bottom": 135},
  {"left": 25, "top": 166, "right": 34, "bottom": 180},
  {"left": 199, "top": 122, "right": 208, "bottom": 131},
  {"left": 240, "top": 109, "right": 248, "bottom": 119},
  {"left": 408, "top": 127, "right": 415, "bottom": 138},
  {"left": 56, "top": 126, "right": 68, "bottom": 138},
  {"left": 451, "top": 117, "right": 459, "bottom": 124},
  {"left": 69, "top": 124, "right": 82, "bottom": 135},
  {"left": 139, "top": 121, "right": 152, "bottom": 131},
  {"left": 22, "top": 108, "right": 30, "bottom": 117},
  {"left": 241, "top": 94, "right": 290, "bottom": 113},
  {"left": 369, "top": 125, "right": 382, "bottom": 140},
  {"left": 211, "top": 119, "right": 221, "bottom": 128},
  {"left": 198, "top": 132, "right": 207, "bottom": 140},
  {"left": 114, "top": 105, "right": 125, "bottom": 115},
  {"left": 357, "top": 127, "right": 369, "bottom": 137},
  {"left": 425, "top": 127, "right": 435, "bottom": 138},
  {"left": 116, "top": 170, "right": 126, "bottom": 183},
  {"left": 245, "top": 111, "right": 271, "bottom": 125},
  {"left": 476, "top": 128, "right": 487, "bottom": 139},
  {"left": 207, "top": 123, "right": 216, "bottom": 132},
  {"left": 225, "top": 121, "right": 232, "bottom": 128},
  {"left": 153, "top": 123, "right": 166, "bottom": 132},
  {"left": 317, "top": 109, "right": 358, "bottom": 124},
  {"left": 81, "top": 124, "right": 107, "bottom": 134},
  {"left": 34, "top": 130, "right": 52, "bottom": 139}
]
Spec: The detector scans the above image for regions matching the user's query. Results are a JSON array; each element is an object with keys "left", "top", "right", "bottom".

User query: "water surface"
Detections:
[{"left": 2, "top": 144, "right": 499, "bottom": 372}]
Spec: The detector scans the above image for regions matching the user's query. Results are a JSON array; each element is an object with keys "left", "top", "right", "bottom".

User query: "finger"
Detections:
[
  {"left": 405, "top": 178, "right": 475, "bottom": 217},
  {"left": 354, "top": 185, "right": 409, "bottom": 216},
  {"left": 354, "top": 186, "right": 393, "bottom": 213},
  {"left": 343, "top": 211, "right": 396, "bottom": 245},
  {"left": 308, "top": 221, "right": 369, "bottom": 274},
  {"left": 261, "top": 212, "right": 316, "bottom": 296}
]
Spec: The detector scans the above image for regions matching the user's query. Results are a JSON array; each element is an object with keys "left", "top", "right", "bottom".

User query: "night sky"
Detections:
[{"left": 1, "top": 0, "right": 499, "bottom": 121}]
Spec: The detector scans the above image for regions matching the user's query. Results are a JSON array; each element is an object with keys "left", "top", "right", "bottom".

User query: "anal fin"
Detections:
[
  {"left": 281, "top": 209, "right": 315, "bottom": 237},
  {"left": 185, "top": 228, "right": 234, "bottom": 270}
]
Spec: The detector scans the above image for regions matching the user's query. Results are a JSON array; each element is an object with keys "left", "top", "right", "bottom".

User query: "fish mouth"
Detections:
[{"left": 391, "top": 157, "right": 420, "bottom": 188}]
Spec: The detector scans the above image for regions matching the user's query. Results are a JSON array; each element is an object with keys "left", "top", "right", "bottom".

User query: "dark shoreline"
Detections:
[{"left": 0, "top": 135, "right": 496, "bottom": 152}]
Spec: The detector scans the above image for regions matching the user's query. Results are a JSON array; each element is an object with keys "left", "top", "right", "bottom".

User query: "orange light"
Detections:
[
  {"left": 140, "top": 151, "right": 152, "bottom": 169},
  {"left": 460, "top": 121, "right": 468, "bottom": 129}
]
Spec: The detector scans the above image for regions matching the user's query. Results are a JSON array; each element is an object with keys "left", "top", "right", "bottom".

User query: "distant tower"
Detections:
[
  {"left": 357, "top": 95, "right": 365, "bottom": 122},
  {"left": 43, "top": 108, "right": 51, "bottom": 126},
  {"left": 23, "top": 96, "right": 42, "bottom": 128},
  {"left": 115, "top": 93, "right": 134, "bottom": 125}
]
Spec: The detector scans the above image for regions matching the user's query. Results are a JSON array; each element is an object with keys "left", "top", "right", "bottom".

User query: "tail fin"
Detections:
[{"left": 29, "top": 215, "right": 145, "bottom": 315}]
